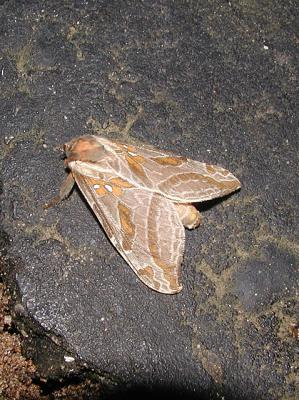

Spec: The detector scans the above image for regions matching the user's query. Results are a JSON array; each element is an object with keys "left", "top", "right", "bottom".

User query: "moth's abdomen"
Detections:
[{"left": 174, "top": 203, "right": 201, "bottom": 229}]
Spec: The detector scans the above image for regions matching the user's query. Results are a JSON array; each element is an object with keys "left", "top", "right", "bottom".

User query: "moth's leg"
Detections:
[
  {"left": 44, "top": 173, "right": 75, "bottom": 209},
  {"left": 174, "top": 203, "right": 201, "bottom": 229}
]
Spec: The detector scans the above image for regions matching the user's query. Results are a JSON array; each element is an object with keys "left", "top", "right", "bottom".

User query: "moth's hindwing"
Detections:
[{"left": 72, "top": 169, "right": 185, "bottom": 294}]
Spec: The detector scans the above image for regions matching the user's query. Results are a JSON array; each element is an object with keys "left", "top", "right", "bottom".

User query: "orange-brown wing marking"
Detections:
[
  {"left": 151, "top": 156, "right": 187, "bottom": 166},
  {"left": 117, "top": 203, "right": 135, "bottom": 251},
  {"left": 126, "top": 155, "right": 147, "bottom": 179}
]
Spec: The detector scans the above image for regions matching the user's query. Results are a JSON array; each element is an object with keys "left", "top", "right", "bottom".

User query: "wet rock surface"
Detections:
[{"left": 0, "top": 1, "right": 298, "bottom": 398}]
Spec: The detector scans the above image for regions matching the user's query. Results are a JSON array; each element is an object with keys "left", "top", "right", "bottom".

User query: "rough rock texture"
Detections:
[{"left": 0, "top": 1, "right": 298, "bottom": 399}]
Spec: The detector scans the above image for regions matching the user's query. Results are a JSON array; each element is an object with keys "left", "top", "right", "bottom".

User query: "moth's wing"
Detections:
[
  {"left": 152, "top": 158, "right": 241, "bottom": 203},
  {"left": 112, "top": 141, "right": 241, "bottom": 203},
  {"left": 72, "top": 170, "right": 185, "bottom": 294}
]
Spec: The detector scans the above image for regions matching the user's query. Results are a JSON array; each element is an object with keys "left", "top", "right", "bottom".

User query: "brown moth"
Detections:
[{"left": 47, "top": 135, "right": 240, "bottom": 294}]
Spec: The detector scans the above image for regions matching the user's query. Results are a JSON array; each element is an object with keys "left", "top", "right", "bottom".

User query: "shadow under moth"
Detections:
[{"left": 47, "top": 135, "right": 241, "bottom": 294}]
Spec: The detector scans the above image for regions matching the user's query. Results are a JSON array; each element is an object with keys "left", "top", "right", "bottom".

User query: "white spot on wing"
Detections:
[
  {"left": 93, "top": 184, "right": 100, "bottom": 189},
  {"left": 104, "top": 184, "right": 113, "bottom": 192}
]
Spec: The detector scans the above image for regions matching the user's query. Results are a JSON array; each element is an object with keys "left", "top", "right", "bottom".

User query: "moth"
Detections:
[{"left": 47, "top": 135, "right": 240, "bottom": 294}]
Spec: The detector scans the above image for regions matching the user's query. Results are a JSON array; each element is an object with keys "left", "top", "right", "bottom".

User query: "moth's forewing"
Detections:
[
  {"left": 88, "top": 137, "right": 241, "bottom": 203},
  {"left": 71, "top": 169, "right": 185, "bottom": 294}
]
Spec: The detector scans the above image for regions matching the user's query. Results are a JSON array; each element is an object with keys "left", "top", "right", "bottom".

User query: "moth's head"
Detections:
[{"left": 64, "top": 135, "right": 106, "bottom": 165}]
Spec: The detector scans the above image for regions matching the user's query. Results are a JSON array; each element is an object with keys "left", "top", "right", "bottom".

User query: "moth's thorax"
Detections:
[
  {"left": 68, "top": 160, "right": 113, "bottom": 177},
  {"left": 64, "top": 135, "right": 108, "bottom": 165}
]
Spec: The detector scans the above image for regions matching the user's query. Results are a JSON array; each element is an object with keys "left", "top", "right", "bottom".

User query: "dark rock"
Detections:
[
  {"left": 0, "top": 0, "right": 297, "bottom": 399},
  {"left": 233, "top": 244, "right": 298, "bottom": 312}
]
